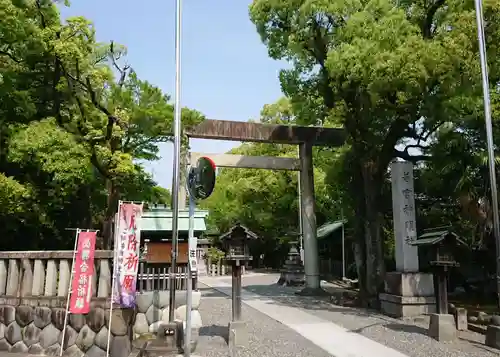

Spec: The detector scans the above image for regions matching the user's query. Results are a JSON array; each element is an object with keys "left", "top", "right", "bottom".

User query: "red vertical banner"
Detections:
[{"left": 69, "top": 231, "right": 97, "bottom": 314}]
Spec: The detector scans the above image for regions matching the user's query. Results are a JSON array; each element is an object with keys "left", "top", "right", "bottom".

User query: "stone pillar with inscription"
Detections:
[{"left": 379, "top": 161, "right": 436, "bottom": 317}]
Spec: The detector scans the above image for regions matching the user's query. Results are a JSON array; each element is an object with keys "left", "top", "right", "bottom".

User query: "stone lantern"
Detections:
[
  {"left": 412, "top": 227, "right": 466, "bottom": 342},
  {"left": 220, "top": 224, "right": 257, "bottom": 349},
  {"left": 220, "top": 223, "right": 256, "bottom": 263}
]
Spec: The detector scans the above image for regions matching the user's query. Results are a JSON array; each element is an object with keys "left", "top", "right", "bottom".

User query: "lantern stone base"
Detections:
[
  {"left": 228, "top": 321, "right": 248, "bottom": 347},
  {"left": 228, "top": 320, "right": 248, "bottom": 357},
  {"left": 428, "top": 313, "right": 457, "bottom": 341},
  {"left": 277, "top": 243, "right": 305, "bottom": 287},
  {"left": 485, "top": 325, "right": 500, "bottom": 349},
  {"left": 379, "top": 271, "right": 436, "bottom": 318}
]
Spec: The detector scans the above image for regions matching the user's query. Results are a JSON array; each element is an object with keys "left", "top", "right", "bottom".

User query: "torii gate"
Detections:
[{"left": 186, "top": 119, "right": 345, "bottom": 295}]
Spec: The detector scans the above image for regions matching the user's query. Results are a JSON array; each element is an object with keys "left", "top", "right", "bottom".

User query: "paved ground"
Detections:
[
  {"left": 200, "top": 273, "right": 499, "bottom": 357},
  {"left": 197, "top": 283, "right": 332, "bottom": 357}
]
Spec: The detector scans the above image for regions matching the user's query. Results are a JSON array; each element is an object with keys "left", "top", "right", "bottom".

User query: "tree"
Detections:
[
  {"left": 0, "top": 0, "right": 199, "bottom": 248},
  {"left": 250, "top": 0, "right": 500, "bottom": 305}
]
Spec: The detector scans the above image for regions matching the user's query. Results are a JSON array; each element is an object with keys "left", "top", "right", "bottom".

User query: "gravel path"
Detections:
[
  {"left": 196, "top": 283, "right": 332, "bottom": 357},
  {"left": 223, "top": 274, "right": 499, "bottom": 357}
]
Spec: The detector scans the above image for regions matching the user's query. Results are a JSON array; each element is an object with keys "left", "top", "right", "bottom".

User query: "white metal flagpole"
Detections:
[
  {"left": 106, "top": 202, "right": 122, "bottom": 357},
  {"left": 341, "top": 207, "right": 346, "bottom": 280},
  {"left": 474, "top": 0, "right": 500, "bottom": 306},
  {"left": 169, "top": 0, "right": 183, "bottom": 321},
  {"left": 60, "top": 228, "right": 80, "bottom": 356}
]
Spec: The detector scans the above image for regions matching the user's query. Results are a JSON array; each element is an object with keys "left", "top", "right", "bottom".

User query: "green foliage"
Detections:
[
  {"left": 205, "top": 247, "right": 225, "bottom": 263},
  {"left": 0, "top": 0, "right": 192, "bottom": 249},
  {"left": 249, "top": 0, "right": 500, "bottom": 301}
]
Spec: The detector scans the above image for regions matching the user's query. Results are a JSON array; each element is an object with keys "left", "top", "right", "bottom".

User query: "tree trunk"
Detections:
[
  {"left": 102, "top": 179, "right": 119, "bottom": 249},
  {"left": 347, "top": 158, "right": 370, "bottom": 305},
  {"left": 361, "top": 161, "right": 386, "bottom": 308},
  {"left": 353, "top": 227, "right": 368, "bottom": 305}
]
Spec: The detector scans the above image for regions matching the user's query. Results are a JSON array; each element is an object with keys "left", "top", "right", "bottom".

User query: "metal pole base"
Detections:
[
  {"left": 296, "top": 286, "right": 331, "bottom": 297},
  {"left": 142, "top": 322, "right": 183, "bottom": 356}
]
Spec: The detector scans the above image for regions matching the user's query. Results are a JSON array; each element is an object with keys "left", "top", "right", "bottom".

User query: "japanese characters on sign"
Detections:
[
  {"left": 69, "top": 231, "right": 96, "bottom": 314},
  {"left": 400, "top": 171, "right": 416, "bottom": 243},
  {"left": 390, "top": 161, "right": 419, "bottom": 272},
  {"left": 112, "top": 203, "right": 143, "bottom": 308},
  {"left": 189, "top": 243, "right": 198, "bottom": 272}
]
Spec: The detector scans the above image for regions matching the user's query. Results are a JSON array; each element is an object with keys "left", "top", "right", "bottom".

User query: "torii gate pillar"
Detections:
[{"left": 298, "top": 142, "right": 323, "bottom": 294}]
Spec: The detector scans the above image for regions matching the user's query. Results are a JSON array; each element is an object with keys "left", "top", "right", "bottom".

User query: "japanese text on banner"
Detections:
[
  {"left": 113, "top": 203, "right": 143, "bottom": 307},
  {"left": 69, "top": 231, "right": 96, "bottom": 314}
]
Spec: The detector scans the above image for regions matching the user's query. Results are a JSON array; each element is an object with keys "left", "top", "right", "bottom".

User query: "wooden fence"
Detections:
[{"left": 205, "top": 259, "right": 246, "bottom": 276}]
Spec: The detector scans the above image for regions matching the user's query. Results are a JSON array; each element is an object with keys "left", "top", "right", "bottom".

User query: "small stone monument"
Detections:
[
  {"left": 455, "top": 308, "right": 468, "bottom": 331},
  {"left": 379, "top": 161, "right": 436, "bottom": 317},
  {"left": 277, "top": 241, "right": 305, "bottom": 286}
]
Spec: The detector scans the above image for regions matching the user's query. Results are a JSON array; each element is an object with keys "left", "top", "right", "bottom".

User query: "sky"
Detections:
[{"left": 59, "top": 0, "right": 285, "bottom": 189}]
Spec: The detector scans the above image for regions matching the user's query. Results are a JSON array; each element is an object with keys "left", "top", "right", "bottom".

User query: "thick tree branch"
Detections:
[
  {"left": 379, "top": 118, "right": 410, "bottom": 169},
  {"left": 422, "top": 0, "right": 446, "bottom": 39},
  {"left": 394, "top": 147, "right": 431, "bottom": 162},
  {"left": 90, "top": 148, "right": 109, "bottom": 178},
  {"left": 35, "top": 0, "right": 47, "bottom": 28},
  {"left": 405, "top": 122, "right": 444, "bottom": 143},
  {"left": 0, "top": 50, "right": 21, "bottom": 63},
  {"left": 110, "top": 41, "right": 130, "bottom": 88}
]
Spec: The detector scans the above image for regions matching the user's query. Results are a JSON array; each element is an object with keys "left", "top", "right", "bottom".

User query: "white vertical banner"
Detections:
[{"left": 113, "top": 202, "right": 143, "bottom": 307}]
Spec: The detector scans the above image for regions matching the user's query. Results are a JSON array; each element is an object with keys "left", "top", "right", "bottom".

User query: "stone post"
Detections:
[
  {"left": 6, "top": 259, "right": 19, "bottom": 296},
  {"left": 21, "top": 259, "right": 33, "bottom": 297},
  {"left": 379, "top": 161, "right": 436, "bottom": 317},
  {"left": 391, "top": 161, "right": 419, "bottom": 272},
  {"left": 32, "top": 259, "right": 45, "bottom": 296},
  {"left": 98, "top": 259, "right": 111, "bottom": 298},
  {"left": 57, "top": 259, "right": 70, "bottom": 297},
  {"left": 297, "top": 142, "right": 327, "bottom": 296},
  {"left": 0, "top": 260, "right": 7, "bottom": 295}
]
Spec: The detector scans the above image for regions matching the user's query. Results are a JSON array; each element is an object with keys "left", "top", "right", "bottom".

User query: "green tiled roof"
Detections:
[
  {"left": 141, "top": 205, "right": 209, "bottom": 232},
  {"left": 317, "top": 220, "right": 347, "bottom": 239},
  {"left": 412, "top": 227, "right": 467, "bottom": 247}
]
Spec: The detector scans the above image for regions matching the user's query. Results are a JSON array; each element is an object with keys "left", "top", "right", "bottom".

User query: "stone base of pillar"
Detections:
[
  {"left": 379, "top": 271, "right": 436, "bottom": 318},
  {"left": 277, "top": 243, "right": 305, "bottom": 287},
  {"left": 485, "top": 324, "right": 500, "bottom": 349},
  {"left": 228, "top": 320, "right": 248, "bottom": 357},
  {"left": 428, "top": 313, "right": 457, "bottom": 341}
]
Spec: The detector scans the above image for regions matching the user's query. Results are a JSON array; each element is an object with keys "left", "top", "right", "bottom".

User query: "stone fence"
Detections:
[{"left": 0, "top": 251, "right": 200, "bottom": 357}]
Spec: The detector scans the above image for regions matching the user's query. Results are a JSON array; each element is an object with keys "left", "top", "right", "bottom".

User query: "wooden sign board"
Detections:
[{"left": 145, "top": 242, "right": 189, "bottom": 264}]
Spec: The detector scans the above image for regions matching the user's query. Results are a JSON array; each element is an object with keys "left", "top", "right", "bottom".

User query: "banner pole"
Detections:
[
  {"left": 169, "top": 0, "right": 183, "bottom": 322},
  {"left": 184, "top": 194, "right": 195, "bottom": 356},
  {"left": 106, "top": 202, "right": 121, "bottom": 357},
  {"left": 60, "top": 228, "right": 80, "bottom": 356}
]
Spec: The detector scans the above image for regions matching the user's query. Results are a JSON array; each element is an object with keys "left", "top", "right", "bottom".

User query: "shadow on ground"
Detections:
[
  {"left": 199, "top": 324, "right": 229, "bottom": 344},
  {"left": 242, "top": 283, "right": 392, "bottom": 321},
  {"left": 383, "top": 323, "right": 427, "bottom": 335},
  {"left": 198, "top": 286, "right": 230, "bottom": 299}
]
